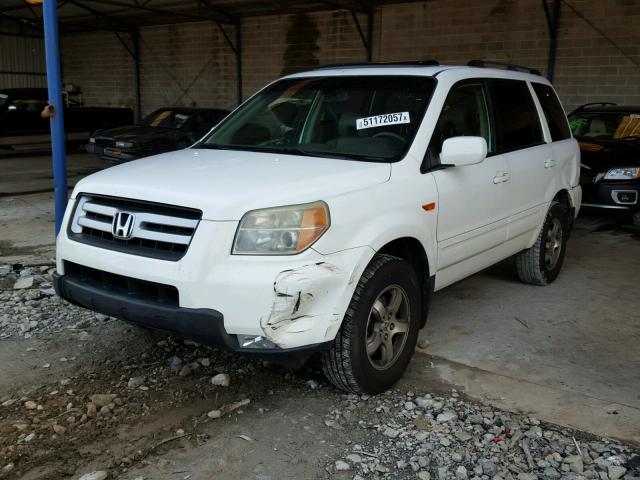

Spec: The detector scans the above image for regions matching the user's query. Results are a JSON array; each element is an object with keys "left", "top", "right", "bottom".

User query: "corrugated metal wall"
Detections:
[{"left": 0, "top": 18, "right": 46, "bottom": 89}]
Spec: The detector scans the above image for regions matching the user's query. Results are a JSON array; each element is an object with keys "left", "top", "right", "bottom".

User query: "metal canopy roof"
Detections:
[{"left": 1, "top": 0, "right": 417, "bottom": 32}]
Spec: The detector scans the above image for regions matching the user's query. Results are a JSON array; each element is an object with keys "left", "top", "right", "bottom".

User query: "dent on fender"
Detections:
[{"left": 261, "top": 262, "right": 348, "bottom": 347}]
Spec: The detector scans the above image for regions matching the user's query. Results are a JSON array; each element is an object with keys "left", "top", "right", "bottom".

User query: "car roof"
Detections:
[
  {"left": 0, "top": 88, "right": 48, "bottom": 96},
  {"left": 286, "top": 64, "right": 547, "bottom": 84},
  {"left": 151, "top": 107, "right": 230, "bottom": 114}
]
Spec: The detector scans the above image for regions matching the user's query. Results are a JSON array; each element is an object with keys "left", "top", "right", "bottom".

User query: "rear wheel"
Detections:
[
  {"left": 321, "top": 254, "right": 421, "bottom": 394},
  {"left": 516, "top": 202, "right": 568, "bottom": 285}
]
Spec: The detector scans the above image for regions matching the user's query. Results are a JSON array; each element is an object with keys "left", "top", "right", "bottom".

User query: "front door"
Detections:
[{"left": 430, "top": 81, "right": 511, "bottom": 288}]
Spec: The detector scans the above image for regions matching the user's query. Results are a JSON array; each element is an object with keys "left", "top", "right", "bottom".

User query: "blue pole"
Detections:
[{"left": 43, "top": 0, "right": 67, "bottom": 235}]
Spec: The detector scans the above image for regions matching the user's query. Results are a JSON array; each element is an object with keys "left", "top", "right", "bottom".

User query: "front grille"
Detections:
[
  {"left": 68, "top": 194, "right": 202, "bottom": 261},
  {"left": 94, "top": 137, "right": 115, "bottom": 148},
  {"left": 64, "top": 261, "right": 179, "bottom": 305}
]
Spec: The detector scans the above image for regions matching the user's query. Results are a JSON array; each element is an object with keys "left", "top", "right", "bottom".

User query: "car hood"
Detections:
[
  {"left": 578, "top": 137, "right": 640, "bottom": 174},
  {"left": 72, "top": 148, "right": 392, "bottom": 220},
  {"left": 94, "top": 125, "right": 174, "bottom": 141}
]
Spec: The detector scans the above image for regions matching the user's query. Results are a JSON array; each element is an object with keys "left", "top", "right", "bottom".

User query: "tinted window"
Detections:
[
  {"left": 433, "top": 82, "right": 492, "bottom": 154},
  {"left": 142, "top": 109, "right": 193, "bottom": 129},
  {"left": 532, "top": 83, "right": 571, "bottom": 141},
  {"left": 489, "top": 80, "right": 543, "bottom": 152}
]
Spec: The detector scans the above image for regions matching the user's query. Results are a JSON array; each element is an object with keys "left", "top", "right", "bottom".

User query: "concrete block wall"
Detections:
[
  {"left": 60, "top": 31, "right": 133, "bottom": 108},
  {"left": 59, "top": 0, "right": 640, "bottom": 115}
]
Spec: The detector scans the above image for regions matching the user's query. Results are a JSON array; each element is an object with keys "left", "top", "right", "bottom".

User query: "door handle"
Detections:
[
  {"left": 493, "top": 171, "right": 511, "bottom": 184},
  {"left": 544, "top": 159, "right": 556, "bottom": 169}
]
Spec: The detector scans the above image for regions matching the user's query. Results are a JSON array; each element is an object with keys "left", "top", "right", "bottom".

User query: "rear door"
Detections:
[
  {"left": 486, "top": 79, "right": 549, "bottom": 247},
  {"left": 431, "top": 80, "right": 511, "bottom": 286},
  {"left": 530, "top": 82, "right": 577, "bottom": 191}
]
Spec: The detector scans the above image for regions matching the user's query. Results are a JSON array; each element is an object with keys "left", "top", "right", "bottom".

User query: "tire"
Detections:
[
  {"left": 516, "top": 202, "right": 568, "bottom": 286},
  {"left": 321, "top": 254, "right": 421, "bottom": 394},
  {"left": 632, "top": 211, "right": 640, "bottom": 228}
]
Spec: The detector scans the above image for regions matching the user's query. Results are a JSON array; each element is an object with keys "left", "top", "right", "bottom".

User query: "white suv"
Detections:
[{"left": 54, "top": 61, "right": 581, "bottom": 394}]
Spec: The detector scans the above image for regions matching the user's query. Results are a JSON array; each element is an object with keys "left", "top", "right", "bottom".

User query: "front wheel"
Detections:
[
  {"left": 632, "top": 211, "right": 640, "bottom": 228},
  {"left": 516, "top": 202, "right": 568, "bottom": 285},
  {"left": 321, "top": 254, "right": 421, "bottom": 394}
]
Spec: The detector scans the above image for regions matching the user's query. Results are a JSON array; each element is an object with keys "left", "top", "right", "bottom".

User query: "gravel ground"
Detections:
[{"left": 0, "top": 263, "right": 638, "bottom": 480}]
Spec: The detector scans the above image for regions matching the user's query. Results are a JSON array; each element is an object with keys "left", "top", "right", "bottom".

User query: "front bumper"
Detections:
[
  {"left": 581, "top": 179, "right": 640, "bottom": 211},
  {"left": 56, "top": 202, "right": 375, "bottom": 351},
  {"left": 53, "top": 272, "right": 328, "bottom": 367},
  {"left": 86, "top": 143, "right": 141, "bottom": 163}
]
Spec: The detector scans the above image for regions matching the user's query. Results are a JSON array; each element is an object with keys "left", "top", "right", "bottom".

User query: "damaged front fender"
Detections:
[{"left": 261, "top": 255, "right": 368, "bottom": 348}]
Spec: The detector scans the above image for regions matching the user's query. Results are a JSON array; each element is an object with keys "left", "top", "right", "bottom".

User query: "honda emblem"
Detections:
[{"left": 112, "top": 212, "right": 135, "bottom": 240}]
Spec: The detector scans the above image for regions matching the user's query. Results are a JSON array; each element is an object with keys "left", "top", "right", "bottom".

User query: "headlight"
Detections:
[
  {"left": 115, "top": 141, "right": 134, "bottom": 148},
  {"left": 232, "top": 201, "right": 330, "bottom": 255},
  {"left": 604, "top": 167, "right": 640, "bottom": 180}
]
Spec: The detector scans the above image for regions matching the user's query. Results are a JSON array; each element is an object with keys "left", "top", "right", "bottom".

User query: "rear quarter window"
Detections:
[
  {"left": 532, "top": 83, "right": 571, "bottom": 141},
  {"left": 488, "top": 79, "right": 544, "bottom": 153}
]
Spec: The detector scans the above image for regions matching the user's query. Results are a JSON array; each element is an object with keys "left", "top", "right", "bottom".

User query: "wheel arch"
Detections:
[
  {"left": 377, "top": 236, "right": 433, "bottom": 328},
  {"left": 553, "top": 188, "right": 575, "bottom": 231}
]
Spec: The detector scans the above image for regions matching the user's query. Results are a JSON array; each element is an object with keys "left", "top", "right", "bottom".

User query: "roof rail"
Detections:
[
  {"left": 467, "top": 60, "right": 542, "bottom": 76},
  {"left": 570, "top": 102, "right": 617, "bottom": 114},
  {"left": 314, "top": 60, "right": 440, "bottom": 70}
]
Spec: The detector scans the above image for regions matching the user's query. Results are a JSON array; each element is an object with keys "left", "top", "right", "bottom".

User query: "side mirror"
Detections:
[{"left": 440, "top": 136, "right": 487, "bottom": 167}]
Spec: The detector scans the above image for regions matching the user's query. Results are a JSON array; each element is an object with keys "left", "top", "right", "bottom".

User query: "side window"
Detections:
[
  {"left": 531, "top": 83, "right": 571, "bottom": 141},
  {"left": 9, "top": 97, "right": 47, "bottom": 113},
  {"left": 432, "top": 82, "right": 493, "bottom": 155},
  {"left": 488, "top": 79, "right": 543, "bottom": 153}
]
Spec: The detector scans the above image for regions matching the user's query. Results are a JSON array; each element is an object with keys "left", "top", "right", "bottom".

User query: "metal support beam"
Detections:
[
  {"left": 543, "top": 0, "right": 561, "bottom": 82},
  {"left": 216, "top": 21, "right": 242, "bottom": 105},
  {"left": 132, "top": 29, "right": 142, "bottom": 121},
  {"left": 114, "top": 29, "right": 142, "bottom": 121},
  {"left": 0, "top": 31, "right": 43, "bottom": 39},
  {"left": 350, "top": 10, "right": 373, "bottom": 62},
  {"left": 85, "top": 0, "right": 234, "bottom": 25},
  {"left": 42, "top": 0, "right": 68, "bottom": 235},
  {"left": 0, "top": 12, "right": 42, "bottom": 32},
  {"left": 236, "top": 22, "right": 242, "bottom": 105}
]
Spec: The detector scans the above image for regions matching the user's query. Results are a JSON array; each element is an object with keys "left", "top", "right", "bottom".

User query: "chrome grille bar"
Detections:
[{"left": 68, "top": 194, "right": 202, "bottom": 260}]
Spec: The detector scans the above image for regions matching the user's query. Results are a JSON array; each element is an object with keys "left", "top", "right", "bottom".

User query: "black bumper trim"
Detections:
[{"left": 53, "top": 272, "right": 329, "bottom": 367}]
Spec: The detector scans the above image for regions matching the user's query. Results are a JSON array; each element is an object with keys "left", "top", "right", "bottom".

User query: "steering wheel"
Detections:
[{"left": 373, "top": 131, "right": 405, "bottom": 143}]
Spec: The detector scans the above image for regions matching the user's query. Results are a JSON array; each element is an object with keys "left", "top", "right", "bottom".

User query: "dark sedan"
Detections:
[
  {"left": 569, "top": 103, "right": 640, "bottom": 226},
  {"left": 87, "top": 107, "right": 230, "bottom": 162}
]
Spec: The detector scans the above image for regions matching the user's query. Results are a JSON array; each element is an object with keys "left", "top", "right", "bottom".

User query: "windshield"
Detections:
[
  {"left": 198, "top": 75, "right": 436, "bottom": 162},
  {"left": 142, "top": 109, "right": 193, "bottom": 129},
  {"left": 569, "top": 112, "right": 640, "bottom": 140}
]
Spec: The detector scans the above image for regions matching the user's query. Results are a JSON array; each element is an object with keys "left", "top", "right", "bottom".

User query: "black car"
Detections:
[
  {"left": 568, "top": 103, "right": 640, "bottom": 226},
  {"left": 87, "top": 107, "right": 230, "bottom": 162},
  {"left": 0, "top": 88, "right": 133, "bottom": 149}
]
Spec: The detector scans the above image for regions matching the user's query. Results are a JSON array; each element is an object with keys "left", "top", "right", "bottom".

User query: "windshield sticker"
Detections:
[{"left": 356, "top": 112, "right": 410, "bottom": 130}]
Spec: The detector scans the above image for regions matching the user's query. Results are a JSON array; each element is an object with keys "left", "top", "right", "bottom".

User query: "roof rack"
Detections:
[
  {"left": 570, "top": 102, "right": 617, "bottom": 114},
  {"left": 467, "top": 60, "right": 542, "bottom": 76},
  {"left": 314, "top": 60, "right": 440, "bottom": 70}
]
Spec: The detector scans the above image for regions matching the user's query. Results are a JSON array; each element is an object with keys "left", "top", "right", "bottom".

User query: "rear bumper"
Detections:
[{"left": 53, "top": 272, "right": 329, "bottom": 367}]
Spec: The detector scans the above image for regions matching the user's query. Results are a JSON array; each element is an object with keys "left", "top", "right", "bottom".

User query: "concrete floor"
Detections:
[
  {"left": 416, "top": 213, "right": 640, "bottom": 442},
  {"left": 0, "top": 149, "right": 103, "bottom": 196},
  {"left": 1, "top": 151, "right": 638, "bottom": 442}
]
